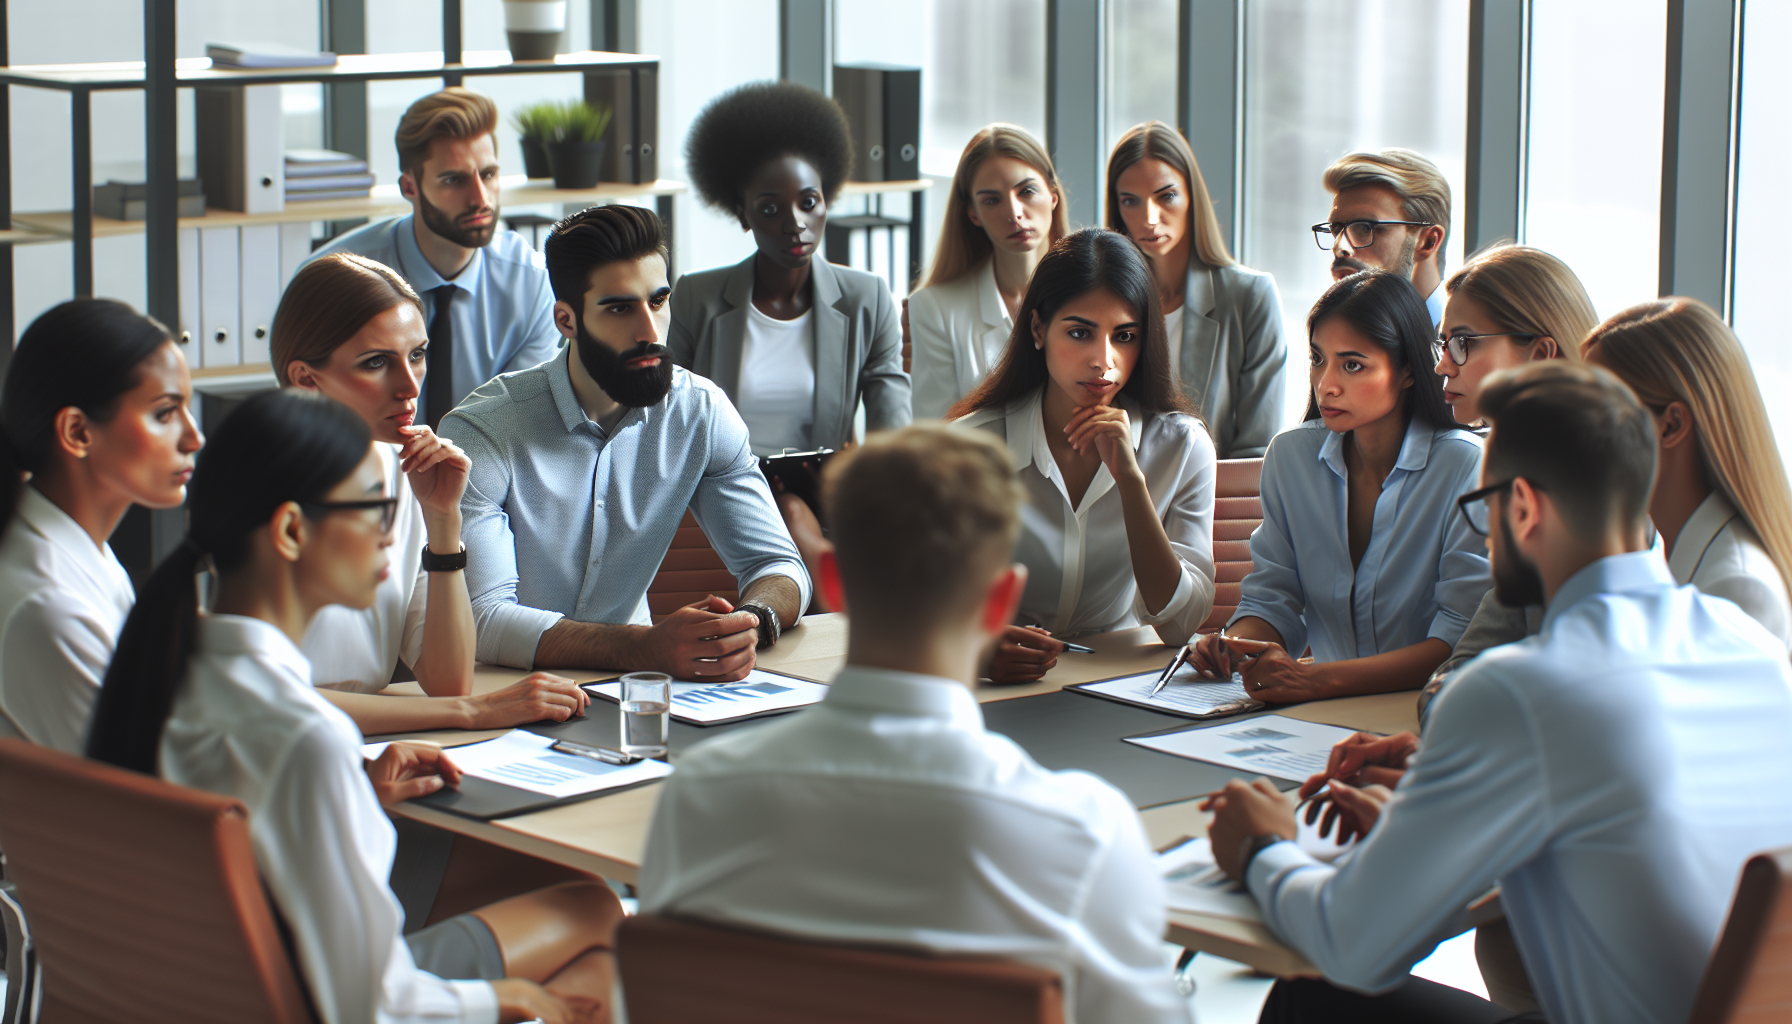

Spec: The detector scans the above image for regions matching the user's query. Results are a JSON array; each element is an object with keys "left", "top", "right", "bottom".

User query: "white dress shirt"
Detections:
[
  {"left": 1232, "top": 417, "right": 1489, "bottom": 659},
  {"left": 0, "top": 486, "right": 135, "bottom": 752},
  {"left": 1667, "top": 491, "right": 1792, "bottom": 650},
  {"left": 1247, "top": 552, "right": 1792, "bottom": 1024},
  {"left": 736, "top": 303, "right": 817, "bottom": 457},
  {"left": 908, "top": 261, "right": 1013, "bottom": 420},
  {"left": 639, "top": 665, "right": 1190, "bottom": 1024},
  {"left": 1422, "top": 281, "right": 1444, "bottom": 328},
  {"left": 957, "top": 390, "right": 1217, "bottom": 643},
  {"left": 304, "top": 444, "right": 430, "bottom": 691},
  {"left": 161, "top": 615, "right": 497, "bottom": 1024}
]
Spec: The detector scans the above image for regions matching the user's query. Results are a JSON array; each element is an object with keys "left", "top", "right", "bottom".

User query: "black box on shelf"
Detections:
[
  {"left": 94, "top": 179, "right": 206, "bottom": 221},
  {"left": 833, "top": 64, "right": 921, "bottom": 182},
  {"left": 583, "top": 63, "right": 659, "bottom": 185}
]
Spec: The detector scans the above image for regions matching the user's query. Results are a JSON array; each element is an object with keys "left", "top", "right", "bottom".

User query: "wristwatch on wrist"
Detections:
[
  {"left": 1238, "top": 833, "right": 1286, "bottom": 875},
  {"left": 420, "top": 544, "right": 467, "bottom": 573},
  {"left": 739, "top": 601, "right": 780, "bottom": 650}
]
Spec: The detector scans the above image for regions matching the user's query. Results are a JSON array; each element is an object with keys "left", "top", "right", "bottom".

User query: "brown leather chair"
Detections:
[
  {"left": 618, "top": 913, "right": 1064, "bottom": 1024},
  {"left": 647, "top": 511, "right": 740, "bottom": 621},
  {"left": 0, "top": 739, "right": 315, "bottom": 1024},
  {"left": 1688, "top": 845, "right": 1792, "bottom": 1023},
  {"left": 1200, "top": 458, "right": 1264, "bottom": 634}
]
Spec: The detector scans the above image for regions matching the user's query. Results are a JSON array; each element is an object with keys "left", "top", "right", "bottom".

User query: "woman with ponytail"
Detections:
[
  {"left": 0, "top": 299, "right": 202, "bottom": 752},
  {"left": 87, "top": 390, "right": 621, "bottom": 1024}
]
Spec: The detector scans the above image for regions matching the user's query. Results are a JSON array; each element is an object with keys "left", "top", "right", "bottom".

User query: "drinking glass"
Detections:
[{"left": 619, "top": 672, "right": 671, "bottom": 759}]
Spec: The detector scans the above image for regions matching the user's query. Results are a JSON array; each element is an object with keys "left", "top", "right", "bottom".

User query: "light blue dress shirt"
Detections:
[
  {"left": 439, "top": 348, "right": 811, "bottom": 669},
  {"left": 1247, "top": 551, "right": 1792, "bottom": 1024},
  {"left": 1230, "top": 416, "right": 1489, "bottom": 659},
  {"left": 307, "top": 214, "right": 563, "bottom": 422}
]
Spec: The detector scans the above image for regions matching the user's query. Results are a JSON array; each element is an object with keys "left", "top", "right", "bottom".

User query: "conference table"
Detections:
[{"left": 380, "top": 614, "right": 1423, "bottom": 978}]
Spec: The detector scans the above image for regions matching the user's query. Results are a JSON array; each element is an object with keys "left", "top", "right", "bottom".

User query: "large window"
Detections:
[
  {"left": 1105, "top": 0, "right": 1178, "bottom": 164},
  {"left": 1243, "top": 0, "right": 1469, "bottom": 432},
  {"left": 1731, "top": 0, "right": 1792, "bottom": 457}
]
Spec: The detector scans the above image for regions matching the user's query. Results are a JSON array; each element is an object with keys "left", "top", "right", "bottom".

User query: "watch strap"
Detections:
[
  {"left": 1238, "top": 833, "right": 1286, "bottom": 876},
  {"left": 420, "top": 544, "right": 467, "bottom": 572},
  {"left": 739, "top": 601, "right": 780, "bottom": 650}
]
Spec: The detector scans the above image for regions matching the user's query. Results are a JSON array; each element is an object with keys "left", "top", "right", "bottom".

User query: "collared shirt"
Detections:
[
  {"left": 439, "top": 348, "right": 810, "bottom": 669},
  {"left": 1667, "top": 491, "right": 1792, "bottom": 650},
  {"left": 1422, "top": 281, "right": 1444, "bottom": 328},
  {"left": 639, "top": 665, "right": 1191, "bottom": 1024},
  {"left": 0, "top": 486, "right": 135, "bottom": 752},
  {"left": 908, "top": 260, "right": 1012, "bottom": 420},
  {"left": 957, "top": 390, "right": 1217, "bottom": 643},
  {"left": 303, "top": 444, "right": 430, "bottom": 691},
  {"left": 307, "top": 215, "right": 563, "bottom": 422},
  {"left": 1246, "top": 552, "right": 1792, "bottom": 1024},
  {"left": 161, "top": 615, "right": 497, "bottom": 1024},
  {"left": 1231, "top": 417, "right": 1489, "bottom": 659}
]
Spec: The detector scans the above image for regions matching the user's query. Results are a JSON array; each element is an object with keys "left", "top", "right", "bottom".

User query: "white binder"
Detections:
[
  {"left": 198, "top": 226, "right": 240, "bottom": 368},
  {"left": 278, "top": 222, "right": 313, "bottom": 287},
  {"left": 238, "top": 225, "right": 281, "bottom": 368},
  {"left": 176, "top": 228, "right": 200, "bottom": 355}
]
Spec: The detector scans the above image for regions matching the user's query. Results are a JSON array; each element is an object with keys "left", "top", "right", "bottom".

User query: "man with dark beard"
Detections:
[
  {"left": 1206, "top": 361, "right": 1792, "bottom": 1024},
  {"left": 1313, "top": 149, "right": 1452, "bottom": 327},
  {"left": 439, "top": 205, "right": 808, "bottom": 680},
  {"left": 307, "top": 88, "right": 562, "bottom": 427}
]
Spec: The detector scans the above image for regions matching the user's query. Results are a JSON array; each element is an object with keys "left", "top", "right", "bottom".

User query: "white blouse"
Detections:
[
  {"left": 957, "top": 390, "right": 1217, "bottom": 643},
  {"left": 737, "top": 303, "right": 817, "bottom": 457},
  {"left": 0, "top": 485, "right": 136, "bottom": 752},
  {"left": 908, "top": 261, "right": 1013, "bottom": 420},
  {"left": 1666, "top": 491, "right": 1792, "bottom": 651},
  {"left": 161, "top": 614, "right": 497, "bottom": 1024},
  {"left": 303, "top": 443, "right": 429, "bottom": 692}
]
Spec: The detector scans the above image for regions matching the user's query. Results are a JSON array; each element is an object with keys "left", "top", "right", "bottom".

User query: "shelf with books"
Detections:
[{"left": 0, "top": 50, "right": 656, "bottom": 92}]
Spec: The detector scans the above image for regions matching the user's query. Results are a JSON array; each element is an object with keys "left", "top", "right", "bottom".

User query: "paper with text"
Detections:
[
  {"left": 1126, "top": 715, "right": 1359, "bottom": 783},
  {"left": 585, "top": 669, "right": 829, "bottom": 724},
  {"left": 363, "top": 730, "right": 672, "bottom": 798},
  {"left": 1075, "top": 666, "right": 1259, "bottom": 717}
]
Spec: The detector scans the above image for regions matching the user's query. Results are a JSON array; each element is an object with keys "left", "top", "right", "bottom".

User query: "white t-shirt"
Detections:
[
  {"left": 303, "top": 443, "right": 429, "bottom": 692},
  {"left": 1163, "top": 304, "right": 1185, "bottom": 351},
  {"left": 737, "top": 303, "right": 817, "bottom": 457}
]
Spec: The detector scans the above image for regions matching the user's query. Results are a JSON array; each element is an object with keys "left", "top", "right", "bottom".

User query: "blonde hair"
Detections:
[
  {"left": 1105, "top": 121, "right": 1235, "bottom": 269},
  {"left": 395, "top": 87, "right": 498, "bottom": 177},
  {"left": 925, "top": 124, "right": 1069, "bottom": 289},
  {"left": 1583, "top": 298, "right": 1792, "bottom": 597},
  {"left": 1323, "top": 148, "right": 1452, "bottom": 273},
  {"left": 824, "top": 423, "right": 1024, "bottom": 625},
  {"left": 1446, "top": 244, "right": 1598, "bottom": 359}
]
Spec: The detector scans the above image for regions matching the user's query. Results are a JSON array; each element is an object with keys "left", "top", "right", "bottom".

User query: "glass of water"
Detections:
[{"left": 619, "top": 672, "right": 671, "bottom": 759}]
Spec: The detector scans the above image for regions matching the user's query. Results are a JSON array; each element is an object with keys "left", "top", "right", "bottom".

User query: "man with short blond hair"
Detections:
[
  {"left": 309, "top": 87, "right": 561, "bottom": 426},
  {"left": 640, "top": 423, "right": 1192, "bottom": 1024},
  {"left": 1315, "top": 148, "right": 1453, "bottom": 325}
]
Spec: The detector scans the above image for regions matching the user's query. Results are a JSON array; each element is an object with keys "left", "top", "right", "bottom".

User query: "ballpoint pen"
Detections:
[
  {"left": 1022, "top": 625, "right": 1094, "bottom": 654},
  {"left": 551, "top": 739, "right": 644, "bottom": 765},
  {"left": 1149, "top": 642, "right": 1193, "bottom": 696}
]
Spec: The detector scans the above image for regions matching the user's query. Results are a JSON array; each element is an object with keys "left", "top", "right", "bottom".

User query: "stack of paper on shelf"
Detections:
[
  {"left": 285, "top": 149, "right": 375, "bottom": 203},
  {"left": 207, "top": 43, "right": 338, "bottom": 69},
  {"left": 93, "top": 178, "right": 206, "bottom": 221}
]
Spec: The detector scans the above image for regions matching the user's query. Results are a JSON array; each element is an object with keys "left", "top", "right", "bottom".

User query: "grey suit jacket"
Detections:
[
  {"left": 668, "top": 254, "right": 912, "bottom": 450},
  {"left": 1176, "top": 262, "right": 1287, "bottom": 459}
]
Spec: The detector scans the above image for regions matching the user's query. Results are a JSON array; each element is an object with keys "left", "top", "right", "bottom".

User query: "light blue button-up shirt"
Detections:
[
  {"left": 306, "top": 214, "right": 563, "bottom": 422},
  {"left": 1230, "top": 416, "right": 1489, "bottom": 659},
  {"left": 1247, "top": 551, "right": 1792, "bottom": 1024},
  {"left": 439, "top": 348, "right": 811, "bottom": 669}
]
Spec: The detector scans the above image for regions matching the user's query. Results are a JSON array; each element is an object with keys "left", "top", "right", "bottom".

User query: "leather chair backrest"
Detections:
[
  {"left": 648, "top": 511, "right": 741, "bottom": 621},
  {"left": 1200, "top": 458, "right": 1264, "bottom": 634},
  {"left": 0, "top": 740, "right": 315, "bottom": 1024},
  {"left": 1689, "top": 845, "right": 1792, "bottom": 1023},
  {"left": 619, "top": 913, "right": 1064, "bottom": 1024}
]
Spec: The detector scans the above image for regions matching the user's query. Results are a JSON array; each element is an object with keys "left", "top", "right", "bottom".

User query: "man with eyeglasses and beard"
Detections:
[
  {"left": 1312, "top": 149, "right": 1453, "bottom": 328},
  {"left": 1207, "top": 361, "right": 1792, "bottom": 1024},
  {"left": 439, "top": 205, "right": 809, "bottom": 681},
  {"left": 308, "top": 88, "right": 563, "bottom": 428}
]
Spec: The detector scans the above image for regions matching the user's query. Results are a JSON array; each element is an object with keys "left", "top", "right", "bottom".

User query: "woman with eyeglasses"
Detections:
[
  {"left": 1185, "top": 270, "right": 1490, "bottom": 703},
  {"left": 274, "top": 254, "right": 589, "bottom": 736},
  {"left": 0, "top": 299, "right": 203, "bottom": 753},
  {"left": 87, "top": 390, "right": 621, "bottom": 1024}
]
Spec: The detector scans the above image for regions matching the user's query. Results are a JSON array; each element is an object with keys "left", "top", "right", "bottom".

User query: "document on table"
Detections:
[
  {"left": 363, "top": 730, "right": 672, "bottom": 799},
  {"left": 1068, "top": 665, "right": 1265, "bottom": 719},
  {"left": 1126, "top": 715, "right": 1359, "bottom": 783},
  {"left": 1156, "top": 838, "right": 1263, "bottom": 922},
  {"left": 584, "top": 669, "right": 829, "bottom": 725}
]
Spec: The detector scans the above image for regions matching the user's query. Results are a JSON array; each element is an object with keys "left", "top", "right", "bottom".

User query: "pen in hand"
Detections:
[{"left": 1149, "top": 642, "right": 1193, "bottom": 696}]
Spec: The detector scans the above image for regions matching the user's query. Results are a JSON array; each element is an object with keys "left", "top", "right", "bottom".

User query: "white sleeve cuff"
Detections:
[
  {"left": 448, "top": 980, "right": 499, "bottom": 1024},
  {"left": 474, "top": 602, "right": 565, "bottom": 669},
  {"left": 1245, "top": 839, "right": 1322, "bottom": 906}
]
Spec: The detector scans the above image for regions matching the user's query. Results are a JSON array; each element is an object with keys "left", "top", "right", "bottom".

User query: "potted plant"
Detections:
[
  {"left": 545, "top": 100, "right": 613, "bottom": 190},
  {"left": 511, "top": 100, "right": 558, "bottom": 180}
]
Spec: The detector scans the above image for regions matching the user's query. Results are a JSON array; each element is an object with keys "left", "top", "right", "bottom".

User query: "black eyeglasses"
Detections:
[
  {"left": 1456, "top": 478, "right": 1548, "bottom": 537},
  {"left": 1435, "top": 331, "right": 1539, "bottom": 366},
  {"left": 300, "top": 497, "right": 401, "bottom": 535},
  {"left": 1311, "top": 219, "right": 1431, "bottom": 251}
]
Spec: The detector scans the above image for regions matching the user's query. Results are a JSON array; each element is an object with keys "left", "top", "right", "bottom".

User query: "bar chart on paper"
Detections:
[{"left": 585, "top": 669, "right": 830, "bottom": 725}]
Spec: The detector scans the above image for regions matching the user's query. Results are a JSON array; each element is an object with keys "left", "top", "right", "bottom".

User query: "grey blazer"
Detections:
[
  {"left": 668, "top": 254, "right": 912, "bottom": 450},
  {"left": 1177, "top": 262, "right": 1287, "bottom": 459}
]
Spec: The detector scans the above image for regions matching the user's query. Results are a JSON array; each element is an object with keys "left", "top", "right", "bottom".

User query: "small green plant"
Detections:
[
  {"left": 511, "top": 99, "right": 562, "bottom": 142},
  {"left": 549, "top": 99, "right": 612, "bottom": 144}
]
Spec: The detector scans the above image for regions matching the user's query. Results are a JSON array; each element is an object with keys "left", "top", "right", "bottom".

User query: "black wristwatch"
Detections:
[
  {"left": 1238, "top": 833, "right": 1287, "bottom": 875},
  {"left": 739, "top": 601, "right": 780, "bottom": 650},
  {"left": 420, "top": 544, "right": 467, "bottom": 572}
]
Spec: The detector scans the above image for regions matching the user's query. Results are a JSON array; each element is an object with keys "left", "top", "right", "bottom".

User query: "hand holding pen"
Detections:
[{"left": 1186, "top": 633, "right": 1269, "bottom": 681}]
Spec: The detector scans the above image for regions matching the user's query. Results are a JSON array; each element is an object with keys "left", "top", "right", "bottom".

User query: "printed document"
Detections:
[
  {"left": 1072, "top": 665, "right": 1262, "bottom": 718},
  {"left": 585, "top": 669, "right": 828, "bottom": 725},
  {"left": 365, "top": 730, "right": 672, "bottom": 798},
  {"left": 1126, "top": 715, "right": 1359, "bottom": 783}
]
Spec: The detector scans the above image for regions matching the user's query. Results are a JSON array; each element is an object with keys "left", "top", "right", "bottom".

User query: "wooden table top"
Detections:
[{"left": 385, "top": 613, "right": 1420, "bottom": 976}]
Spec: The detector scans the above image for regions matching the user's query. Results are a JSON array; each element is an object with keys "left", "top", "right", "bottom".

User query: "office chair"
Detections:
[
  {"left": 1688, "top": 844, "right": 1792, "bottom": 1023},
  {"left": 1201, "top": 458, "right": 1265, "bottom": 633}
]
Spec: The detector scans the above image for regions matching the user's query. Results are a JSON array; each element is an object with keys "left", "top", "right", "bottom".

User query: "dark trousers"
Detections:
[{"left": 1258, "top": 977, "right": 1548, "bottom": 1024}]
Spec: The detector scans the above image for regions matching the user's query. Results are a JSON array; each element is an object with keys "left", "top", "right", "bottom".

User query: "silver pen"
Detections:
[
  {"left": 1149, "top": 642, "right": 1193, "bottom": 696},
  {"left": 550, "top": 739, "right": 644, "bottom": 765}
]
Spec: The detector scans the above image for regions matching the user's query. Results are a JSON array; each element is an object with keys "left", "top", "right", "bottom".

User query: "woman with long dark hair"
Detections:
[
  {"left": 1188, "top": 270, "right": 1489, "bottom": 701},
  {"left": 0, "top": 299, "right": 202, "bottom": 752},
  {"left": 954, "top": 228, "right": 1216, "bottom": 683},
  {"left": 87, "top": 390, "right": 621, "bottom": 1024}
]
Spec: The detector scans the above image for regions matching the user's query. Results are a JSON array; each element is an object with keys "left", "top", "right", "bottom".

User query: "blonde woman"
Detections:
[
  {"left": 1107, "top": 121, "right": 1286, "bottom": 457},
  {"left": 908, "top": 125, "right": 1069, "bottom": 419}
]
